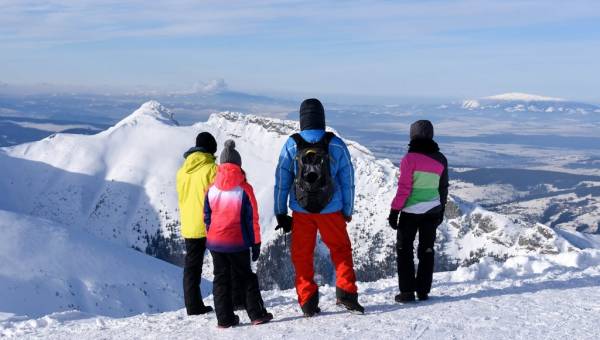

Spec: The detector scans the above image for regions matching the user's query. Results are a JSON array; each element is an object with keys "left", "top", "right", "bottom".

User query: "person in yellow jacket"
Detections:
[{"left": 177, "top": 132, "right": 218, "bottom": 315}]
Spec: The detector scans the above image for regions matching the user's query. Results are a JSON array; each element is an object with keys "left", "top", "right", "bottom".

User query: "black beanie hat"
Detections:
[
  {"left": 195, "top": 132, "right": 217, "bottom": 154},
  {"left": 299, "top": 98, "right": 325, "bottom": 131},
  {"left": 220, "top": 140, "right": 242, "bottom": 166},
  {"left": 410, "top": 120, "right": 434, "bottom": 140}
]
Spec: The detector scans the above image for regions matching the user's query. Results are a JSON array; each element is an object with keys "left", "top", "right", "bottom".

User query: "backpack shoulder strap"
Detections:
[
  {"left": 291, "top": 133, "right": 310, "bottom": 150},
  {"left": 315, "top": 132, "right": 335, "bottom": 150}
]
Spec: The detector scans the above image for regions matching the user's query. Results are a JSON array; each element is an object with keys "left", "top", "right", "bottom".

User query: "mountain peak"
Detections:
[
  {"left": 134, "top": 100, "right": 177, "bottom": 123},
  {"left": 484, "top": 93, "right": 565, "bottom": 102},
  {"left": 115, "top": 101, "right": 179, "bottom": 127}
]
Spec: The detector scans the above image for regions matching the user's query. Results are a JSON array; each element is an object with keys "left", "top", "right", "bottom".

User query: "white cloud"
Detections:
[{"left": 191, "top": 79, "right": 228, "bottom": 94}]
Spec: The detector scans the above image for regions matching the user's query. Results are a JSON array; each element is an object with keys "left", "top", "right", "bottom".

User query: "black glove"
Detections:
[
  {"left": 251, "top": 243, "right": 261, "bottom": 262},
  {"left": 275, "top": 214, "right": 292, "bottom": 233},
  {"left": 388, "top": 209, "right": 400, "bottom": 230}
]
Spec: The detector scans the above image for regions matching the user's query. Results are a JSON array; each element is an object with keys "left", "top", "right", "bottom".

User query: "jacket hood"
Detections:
[
  {"left": 184, "top": 146, "right": 209, "bottom": 159},
  {"left": 181, "top": 149, "right": 216, "bottom": 174},
  {"left": 297, "top": 129, "right": 326, "bottom": 143},
  {"left": 408, "top": 138, "right": 440, "bottom": 154},
  {"left": 215, "top": 163, "right": 246, "bottom": 190}
]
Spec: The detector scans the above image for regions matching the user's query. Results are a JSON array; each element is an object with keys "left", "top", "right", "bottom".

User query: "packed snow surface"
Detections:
[{"left": 2, "top": 248, "right": 599, "bottom": 339}]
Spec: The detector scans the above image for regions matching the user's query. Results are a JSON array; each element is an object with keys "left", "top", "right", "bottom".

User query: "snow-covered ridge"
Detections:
[
  {"left": 209, "top": 111, "right": 377, "bottom": 158},
  {"left": 207, "top": 111, "right": 298, "bottom": 136},
  {"left": 484, "top": 92, "right": 565, "bottom": 102}
]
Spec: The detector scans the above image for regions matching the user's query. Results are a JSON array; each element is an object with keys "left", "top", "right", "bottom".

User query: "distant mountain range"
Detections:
[{"left": 456, "top": 92, "right": 600, "bottom": 114}]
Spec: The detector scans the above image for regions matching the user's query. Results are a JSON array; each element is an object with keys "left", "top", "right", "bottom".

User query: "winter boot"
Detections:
[
  {"left": 217, "top": 314, "right": 240, "bottom": 329},
  {"left": 395, "top": 292, "right": 416, "bottom": 303},
  {"left": 301, "top": 292, "right": 321, "bottom": 317},
  {"left": 251, "top": 312, "right": 274, "bottom": 325},
  {"left": 335, "top": 287, "right": 365, "bottom": 315},
  {"left": 199, "top": 305, "right": 214, "bottom": 314},
  {"left": 417, "top": 292, "right": 429, "bottom": 301},
  {"left": 188, "top": 305, "right": 213, "bottom": 315}
]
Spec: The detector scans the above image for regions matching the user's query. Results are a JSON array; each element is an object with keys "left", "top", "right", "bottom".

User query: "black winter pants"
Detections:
[
  {"left": 396, "top": 212, "right": 439, "bottom": 294},
  {"left": 231, "top": 269, "right": 245, "bottom": 307},
  {"left": 211, "top": 250, "right": 266, "bottom": 326},
  {"left": 183, "top": 238, "right": 208, "bottom": 315}
]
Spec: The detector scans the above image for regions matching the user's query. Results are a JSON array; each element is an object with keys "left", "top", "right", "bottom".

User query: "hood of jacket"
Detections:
[
  {"left": 181, "top": 148, "right": 216, "bottom": 174},
  {"left": 214, "top": 163, "right": 246, "bottom": 190},
  {"left": 408, "top": 138, "right": 440, "bottom": 154}
]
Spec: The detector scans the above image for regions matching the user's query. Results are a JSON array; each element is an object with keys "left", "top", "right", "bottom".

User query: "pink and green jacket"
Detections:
[{"left": 391, "top": 148, "right": 448, "bottom": 214}]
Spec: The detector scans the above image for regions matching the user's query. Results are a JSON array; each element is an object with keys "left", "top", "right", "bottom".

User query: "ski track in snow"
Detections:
[{"left": 2, "top": 262, "right": 599, "bottom": 340}]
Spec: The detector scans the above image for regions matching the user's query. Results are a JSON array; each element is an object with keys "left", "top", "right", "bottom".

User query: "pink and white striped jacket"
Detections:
[{"left": 204, "top": 163, "right": 261, "bottom": 252}]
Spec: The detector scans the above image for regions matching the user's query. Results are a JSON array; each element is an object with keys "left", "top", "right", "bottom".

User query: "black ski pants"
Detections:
[
  {"left": 396, "top": 212, "right": 439, "bottom": 294},
  {"left": 211, "top": 250, "right": 266, "bottom": 325},
  {"left": 183, "top": 238, "right": 208, "bottom": 315}
]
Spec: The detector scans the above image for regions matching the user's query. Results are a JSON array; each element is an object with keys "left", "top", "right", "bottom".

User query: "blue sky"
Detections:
[{"left": 1, "top": 0, "right": 600, "bottom": 101}]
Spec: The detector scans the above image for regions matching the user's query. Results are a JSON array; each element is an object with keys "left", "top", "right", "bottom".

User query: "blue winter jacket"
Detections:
[{"left": 274, "top": 129, "right": 355, "bottom": 217}]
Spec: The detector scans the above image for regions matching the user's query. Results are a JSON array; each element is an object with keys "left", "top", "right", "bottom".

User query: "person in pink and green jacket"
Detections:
[{"left": 388, "top": 120, "right": 448, "bottom": 304}]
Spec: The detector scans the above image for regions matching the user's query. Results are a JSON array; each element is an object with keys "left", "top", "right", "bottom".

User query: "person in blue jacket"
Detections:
[{"left": 274, "top": 98, "right": 364, "bottom": 316}]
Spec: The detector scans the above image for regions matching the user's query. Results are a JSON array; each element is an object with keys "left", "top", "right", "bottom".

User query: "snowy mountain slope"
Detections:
[
  {"left": 458, "top": 92, "right": 599, "bottom": 114},
  {"left": 0, "top": 101, "right": 585, "bottom": 289},
  {"left": 3, "top": 248, "right": 600, "bottom": 340},
  {"left": 0, "top": 209, "right": 196, "bottom": 319},
  {"left": 492, "top": 191, "right": 600, "bottom": 234},
  {"left": 435, "top": 197, "right": 575, "bottom": 270},
  {"left": 450, "top": 169, "right": 600, "bottom": 234}
]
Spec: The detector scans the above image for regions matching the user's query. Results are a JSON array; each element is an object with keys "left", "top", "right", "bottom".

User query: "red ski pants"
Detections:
[{"left": 291, "top": 211, "right": 358, "bottom": 306}]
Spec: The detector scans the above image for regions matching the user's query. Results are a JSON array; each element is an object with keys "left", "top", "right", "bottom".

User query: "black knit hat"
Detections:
[
  {"left": 299, "top": 98, "right": 325, "bottom": 131},
  {"left": 195, "top": 132, "right": 217, "bottom": 154},
  {"left": 220, "top": 140, "right": 242, "bottom": 166},
  {"left": 410, "top": 120, "right": 434, "bottom": 140}
]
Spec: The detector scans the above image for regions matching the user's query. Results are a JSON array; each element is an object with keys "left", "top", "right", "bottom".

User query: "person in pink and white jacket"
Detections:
[
  {"left": 204, "top": 140, "right": 273, "bottom": 328},
  {"left": 388, "top": 120, "right": 449, "bottom": 304}
]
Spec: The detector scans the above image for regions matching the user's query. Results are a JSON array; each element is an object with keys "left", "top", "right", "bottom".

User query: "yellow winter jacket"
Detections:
[{"left": 176, "top": 151, "right": 217, "bottom": 239}]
